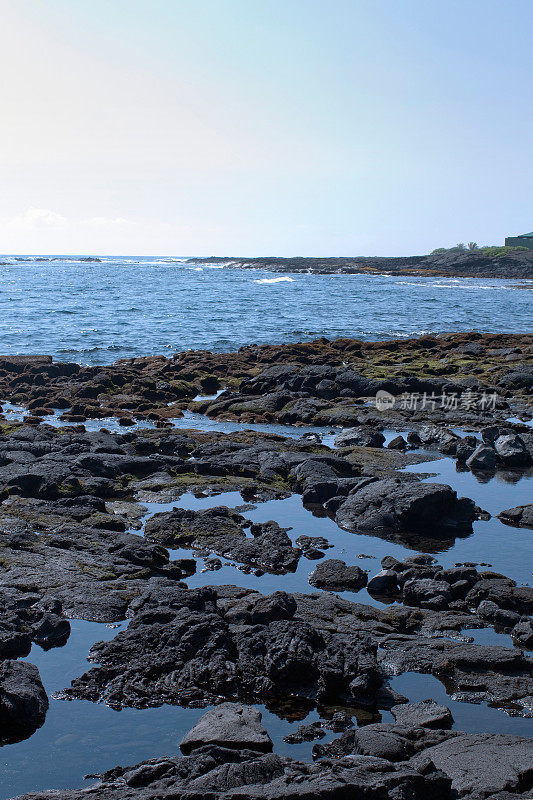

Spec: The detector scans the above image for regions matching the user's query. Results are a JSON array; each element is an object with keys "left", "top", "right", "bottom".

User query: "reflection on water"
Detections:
[{"left": 1, "top": 402, "right": 532, "bottom": 797}]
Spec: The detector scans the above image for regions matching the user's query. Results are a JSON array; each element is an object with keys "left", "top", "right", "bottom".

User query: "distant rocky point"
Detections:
[{"left": 187, "top": 248, "right": 533, "bottom": 280}]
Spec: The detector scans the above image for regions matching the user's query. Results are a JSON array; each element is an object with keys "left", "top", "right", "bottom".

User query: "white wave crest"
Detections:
[{"left": 254, "top": 276, "right": 295, "bottom": 284}]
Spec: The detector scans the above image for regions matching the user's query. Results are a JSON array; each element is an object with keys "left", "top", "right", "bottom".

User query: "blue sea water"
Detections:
[
  {"left": 0, "top": 255, "right": 531, "bottom": 363},
  {"left": 0, "top": 255, "right": 532, "bottom": 799}
]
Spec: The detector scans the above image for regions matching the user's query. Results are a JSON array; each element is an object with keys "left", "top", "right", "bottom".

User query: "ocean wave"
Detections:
[
  {"left": 254, "top": 277, "right": 295, "bottom": 284},
  {"left": 57, "top": 344, "right": 128, "bottom": 354},
  {"left": 395, "top": 280, "right": 515, "bottom": 291}
]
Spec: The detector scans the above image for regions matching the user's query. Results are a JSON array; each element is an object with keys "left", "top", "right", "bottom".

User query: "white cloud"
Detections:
[
  {"left": 1, "top": 207, "right": 68, "bottom": 229},
  {"left": 0, "top": 206, "right": 218, "bottom": 255},
  {"left": 1, "top": 207, "right": 140, "bottom": 233}
]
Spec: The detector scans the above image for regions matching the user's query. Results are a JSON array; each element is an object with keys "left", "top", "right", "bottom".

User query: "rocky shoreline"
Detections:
[
  {"left": 0, "top": 332, "right": 532, "bottom": 799},
  {"left": 187, "top": 250, "right": 533, "bottom": 280}
]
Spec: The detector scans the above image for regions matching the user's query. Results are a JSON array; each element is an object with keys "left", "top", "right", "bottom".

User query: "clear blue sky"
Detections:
[{"left": 0, "top": 0, "right": 531, "bottom": 255}]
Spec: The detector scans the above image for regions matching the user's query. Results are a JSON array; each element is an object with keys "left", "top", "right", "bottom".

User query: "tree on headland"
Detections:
[{"left": 467, "top": 242, "right": 478, "bottom": 250}]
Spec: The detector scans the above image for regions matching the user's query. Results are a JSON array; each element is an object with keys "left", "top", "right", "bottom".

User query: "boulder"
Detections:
[
  {"left": 309, "top": 559, "right": 368, "bottom": 592},
  {"left": 494, "top": 434, "right": 530, "bottom": 467},
  {"left": 403, "top": 578, "right": 452, "bottom": 610},
  {"left": 456, "top": 440, "right": 475, "bottom": 462},
  {"left": 511, "top": 619, "right": 533, "bottom": 648},
  {"left": 387, "top": 435, "right": 407, "bottom": 450},
  {"left": 334, "top": 427, "right": 385, "bottom": 449},
  {"left": 366, "top": 570, "right": 399, "bottom": 597},
  {"left": 466, "top": 444, "right": 497, "bottom": 471},
  {"left": 498, "top": 504, "right": 533, "bottom": 529},
  {"left": 336, "top": 478, "right": 475, "bottom": 535},
  {"left": 0, "top": 660, "right": 48, "bottom": 743},
  {"left": 313, "top": 722, "right": 451, "bottom": 763},
  {"left": 180, "top": 703, "right": 273, "bottom": 755}
]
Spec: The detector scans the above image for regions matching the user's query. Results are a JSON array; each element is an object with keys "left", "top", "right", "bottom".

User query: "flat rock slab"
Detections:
[
  {"left": 390, "top": 700, "right": 453, "bottom": 729},
  {"left": 180, "top": 703, "right": 273, "bottom": 754},
  {"left": 410, "top": 733, "right": 533, "bottom": 798}
]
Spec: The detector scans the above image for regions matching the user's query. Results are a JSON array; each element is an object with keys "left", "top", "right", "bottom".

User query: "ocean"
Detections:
[
  {"left": 0, "top": 255, "right": 531, "bottom": 363},
  {"left": 0, "top": 254, "right": 532, "bottom": 799}
]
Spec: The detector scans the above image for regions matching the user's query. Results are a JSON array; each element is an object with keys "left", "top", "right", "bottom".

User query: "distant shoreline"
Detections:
[{"left": 186, "top": 251, "right": 533, "bottom": 280}]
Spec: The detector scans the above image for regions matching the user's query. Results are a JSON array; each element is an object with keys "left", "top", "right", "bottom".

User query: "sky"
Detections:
[{"left": 0, "top": 0, "right": 531, "bottom": 256}]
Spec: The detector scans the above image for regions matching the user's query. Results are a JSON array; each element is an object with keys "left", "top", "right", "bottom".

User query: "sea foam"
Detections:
[{"left": 254, "top": 276, "right": 295, "bottom": 284}]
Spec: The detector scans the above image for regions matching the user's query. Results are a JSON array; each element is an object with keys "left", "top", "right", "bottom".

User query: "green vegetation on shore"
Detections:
[{"left": 431, "top": 243, "right": 527, "bottom": 256}]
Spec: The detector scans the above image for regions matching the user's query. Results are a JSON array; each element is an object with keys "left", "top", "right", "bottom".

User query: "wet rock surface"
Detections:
[
  {"left": 499, "top": 504, "right": 533, "bottom": 529},
  {"left": 12, "top": 715, "right": 533, "bottom": 800},
  {"left": 145, "top": 506, "right": 300, "bottom": 574},
  {"left": 390, "top": 700, "right": 454, "bottom": 729},
  {"left": 335, "top": 478, "right": 478, "bottom": 547},
  {"left": 1, "top": 332, "right": 531, "bottom": 427},
  {"left": 0, "top": 332, "right": 531, "bottom": 799},
  {"left": 308, "top": 558, "right": 368, "bottom": 592},
  {"left": 66, "top": 584, "right": 384, "bottom": 711},
  {"left": 180, "top": 703, "right": 273, "bottom": 755},
  {"left": 0, "top": 660, "right": 48, "bottom": 744}
]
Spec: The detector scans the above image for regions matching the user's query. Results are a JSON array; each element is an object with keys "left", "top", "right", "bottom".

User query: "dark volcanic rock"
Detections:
[
  {"left": 466, "top": 444, "right": 497, "bottom": 471},
  {"left": 511, "top": 619, "right": 533, "bottom": 649},
  {"left": 180, "top": 703, "right": 273, "bottom": 754},
  {"left": 498, "top": 504, "right": 533, "bottom": 529},
  {"left": 308, "top": 559, "right": 368, "bottom": 592},
  {"left": 313, "top": 722, "right": 452, "bottom": 763},
  {"left": 12, "top": 744, "right": 453, "bottom": 800},
  {"left": 0, "top": 586, "right": 70, "bottom": 657},
  {"left": 283, "top": 722, "right": 325, "bottom": 743},
  {"left": 402, "top": 578, "right": 453, "bottom": 610},
  {"left": 380, "top": 639, "right": 533, "bottom": 712},
  {"left": 335, "top": 478, "right": 476, "bottom": 537},
  {"left": 388, "top": 435, "right": 407, "bottom": 450},
  {"left": 0, "top": 517, "right": 194, "bottom": 621},
  {"left": 334, "top": 427, "right": 385, "bottom": 448},
  {"left": 0, "top": 660, "right": 48, "bottom": 743},
  {"left": 390, "top": 700, "right": 453, "bottom": 729},
  {"left": 410, "top": 733, "right": 533, "bottom": 798},
  {"left": 499, "top": 364, "right": 533, "bottom": 391},
  {"left": 366, "top": 570, "right": 400, "bottom": 597},
  {"left": 494, "top": 434, "right": 531, "bottom": 467},
  {"left": 67, "top": 584, "right": 384, "bottom": 711},
  {"left": 144, "top": 506, "right": 300, "bottom": 574}
]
